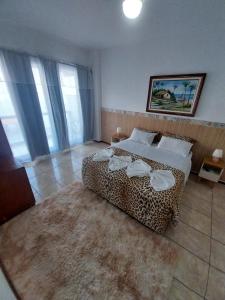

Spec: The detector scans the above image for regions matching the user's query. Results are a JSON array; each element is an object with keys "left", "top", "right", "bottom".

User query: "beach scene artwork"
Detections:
[{"left": 146, "top": 74, "right": 206, "bottom": 116}]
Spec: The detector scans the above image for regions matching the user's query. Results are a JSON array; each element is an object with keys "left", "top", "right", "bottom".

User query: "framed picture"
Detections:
[{"left": 146, "top": 73, "right": 206, "bottom": 116}]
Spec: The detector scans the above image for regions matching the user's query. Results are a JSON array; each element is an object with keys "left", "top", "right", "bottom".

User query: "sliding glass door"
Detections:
[
  {"left": 0, "top": 50, "right": 87, "bottom": 162},
  {"left": 0, "top": 58, "right": 30, "bottom": 160},
  {"left": 31, "top": 58, "right": 57, "bottom": 152},
  {"left": 58, "top": 63, "right": 83, "bottom": 145}
]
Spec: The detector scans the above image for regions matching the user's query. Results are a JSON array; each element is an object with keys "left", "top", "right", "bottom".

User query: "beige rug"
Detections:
[{"left": 0, "top": 182, "right": 178, "bottom": 300}]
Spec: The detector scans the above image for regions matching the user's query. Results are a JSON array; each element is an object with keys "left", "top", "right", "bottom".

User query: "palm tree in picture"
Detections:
[
  {"left": 155, "top": 81, "right": 160, "bottom": 91},
  {"left": 187, "top": 84, "right": 196, "bottom": 105},
  {"left": 173, "top": 84, "right": 178, "bottom": 100},
  {"left": 173, "top": 84, "right": 178, "bottom": 94},
  {"left": 182, "top": 81, "right": 190, "bottom": 106},
  {"left": 169, "top": 84, "right": 178, "bottom": 104}
]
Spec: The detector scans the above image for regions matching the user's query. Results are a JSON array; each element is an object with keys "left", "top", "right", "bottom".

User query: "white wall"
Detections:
[
  {"left": 0, "top": 22, "right": 91, "bottom": 66},
  {"left": 101, "top": 34, "right": 225, "bottom": 123}
]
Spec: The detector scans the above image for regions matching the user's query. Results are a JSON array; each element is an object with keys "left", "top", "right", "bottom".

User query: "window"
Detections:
[
  {"left": 0, "top": 57, "right": 30, "bottom": 160},
  {"left": 31, "top": 58, "right": 57, "bottom": 151},
  {"left": 58, "top": 63, "right": 83, "bottom": 145},
  {"left": 0, "top": 52, "right": 85, "bottom": 162}
]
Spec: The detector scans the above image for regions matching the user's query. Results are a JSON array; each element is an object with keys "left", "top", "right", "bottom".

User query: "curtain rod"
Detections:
[{"left": 0, "top": 46, "right": 91, "bottom": 71}]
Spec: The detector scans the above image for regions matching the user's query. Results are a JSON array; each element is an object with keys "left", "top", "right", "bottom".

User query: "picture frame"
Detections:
[{"left": 146, "top": 73, "right": 206, "bottom": 116}]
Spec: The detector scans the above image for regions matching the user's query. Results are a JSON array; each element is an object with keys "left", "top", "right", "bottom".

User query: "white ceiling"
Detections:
[{"left": 0, "top": 0, "right": 225, "bottom": 49}]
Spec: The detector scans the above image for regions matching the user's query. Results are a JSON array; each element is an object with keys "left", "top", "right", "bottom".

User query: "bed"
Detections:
[{"left": 82, "top": 139, "right": 192, "bottom": 233}]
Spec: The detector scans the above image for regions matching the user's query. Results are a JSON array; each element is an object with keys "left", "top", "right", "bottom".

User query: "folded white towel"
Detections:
[
  {"left": 109, "top": 155, "right": 132, "bottom": 171},
  {"left": 125, "top": 159, "right": 175, "bottom": 191},
  {"left": 126, "top": 159, "right": 152, "bottom": 178},
  {"left": 93, "top": 148, "right": 114, "bottom": 161},
  {"left": 150, "top": 170, "right": 175, "bottom": 192}
]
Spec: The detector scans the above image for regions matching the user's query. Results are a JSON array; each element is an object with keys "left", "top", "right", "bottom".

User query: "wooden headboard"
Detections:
[{"left": 101, "top": 108, "right": 225, "bottom": 182}]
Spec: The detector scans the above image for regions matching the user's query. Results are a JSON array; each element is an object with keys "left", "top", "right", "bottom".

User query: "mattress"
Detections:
[
  {"left": 114, "top": 139, "right": 192, "bottom": 182},
  {"left": 82, "top": 145, "right": 186, "bottom": 233}
]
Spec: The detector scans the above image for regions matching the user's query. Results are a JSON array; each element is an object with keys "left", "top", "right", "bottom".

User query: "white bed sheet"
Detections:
[{"left": 114, "top": 139, "right": 192, "bottom": 183}]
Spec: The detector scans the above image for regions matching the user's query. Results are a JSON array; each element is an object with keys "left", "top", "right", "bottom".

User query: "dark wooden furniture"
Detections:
[
  {"left": 0, "top": 120, "right": 13, "bottom": 157},
  {"left": 0, "top": 119, "right": 35, "bottom": 225},
  {"left": 111, "top": 133, "right": 128, "bottom": 145},
  {"left": 0, "top": 157, "right": 35, "bottom": 225}
]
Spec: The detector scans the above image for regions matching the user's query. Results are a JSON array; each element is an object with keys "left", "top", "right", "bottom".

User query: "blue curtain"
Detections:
[
  {"left": 2, "top": 50, "right": 50, "bottom": 160},
  {"left": 42, "top": 59, "right": 70, "bottom": 151},
  {"left": 77, "top": 66, "right": 94, "bottom": 142}
]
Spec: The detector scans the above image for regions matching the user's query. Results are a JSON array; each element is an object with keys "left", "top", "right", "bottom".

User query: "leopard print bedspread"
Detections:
[{"left": 82, "top": 147, "right": 185, "bottom": 233}]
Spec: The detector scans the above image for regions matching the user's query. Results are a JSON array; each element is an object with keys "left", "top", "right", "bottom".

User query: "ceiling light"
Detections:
[{"left": 122, "top": 0, "right": 143, "bottom": 19}]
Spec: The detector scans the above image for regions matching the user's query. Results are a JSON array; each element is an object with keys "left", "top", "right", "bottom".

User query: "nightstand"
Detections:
[
  {"left": 111, "top": 133, "right": 128, "bottom": 146},
  {"left": 198, "top": 156, "right": 225, "bottom": 186}
]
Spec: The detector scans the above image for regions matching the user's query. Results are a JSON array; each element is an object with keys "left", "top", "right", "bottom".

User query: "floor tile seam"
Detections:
[
  {"left": 173, "top": 276, "right": 205, "bottom": 298},
  {"left": 164, "top": 235, "right": 210, "bottom": 264},
  {"left": 179, "top": 219, "right": 211, "bottom": 238},
  {"left": 204, "top": 191, "right": 213, "bottom": 298},
  {"left": 181, "top": 202, "right": 211, "bottom": 219}
]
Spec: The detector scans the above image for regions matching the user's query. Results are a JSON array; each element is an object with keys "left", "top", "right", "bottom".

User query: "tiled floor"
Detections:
[
  {"left": 26, "top": 142, "right": 107, "bottom": 202},
  {"left": 24, "top": 142, "right": 225, "bottom": 300},
  {"left": 168, "top": 176, "right": 225, "bottom": 300}
]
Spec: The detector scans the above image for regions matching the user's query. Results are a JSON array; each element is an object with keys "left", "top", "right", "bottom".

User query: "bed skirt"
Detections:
[{"left": 82, "top": 147, "right": 185, "bottom": 233}]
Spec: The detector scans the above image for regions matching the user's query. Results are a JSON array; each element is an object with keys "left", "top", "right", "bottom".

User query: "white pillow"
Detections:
[
  {"left": 157, "top": 136, "right": 193, "bottom": 157},
  {"left": 130, "top": 128, "right": 157, "bottom": 145}
]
